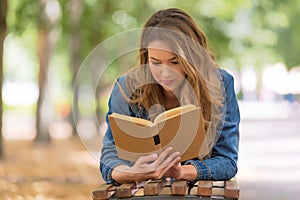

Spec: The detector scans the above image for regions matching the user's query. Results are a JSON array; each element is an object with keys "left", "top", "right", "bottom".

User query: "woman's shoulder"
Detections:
[
  {"left": 113, "top": 72, "right": 131, "bottom": 93},
  {"left": 106, "top": 71, "right": 127, "bottom": 100},
  {"left": 217, "top": 68, "right": 234, "bottom": 87},
  {"left": 115, "top": 74, "right": 127, "bottom": 85},
  {"left": 115, "top": 67, "right": 140, "bottom": 86},
  {"left": 217, "top": 68, "right": 233, "bottom": 81}
]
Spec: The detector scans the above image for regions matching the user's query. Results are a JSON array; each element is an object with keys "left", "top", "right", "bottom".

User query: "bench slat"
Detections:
[
  {"left": 171, "top": 180, "right": 187, "bottom": 196},
  {"left": 116, "top": 183, "right": 136, "bottom": 198},
  {"left": 92, "top": 184, "right": 115, "bottom": 200},
  {"left": 197, "top": 180, "right": 213, "bottom": 196},
  {"left": 92, "top": 178, "right": 240, "bottom": 199},
  {"left": 144, "top": 179, "right": 166, "bottom": 195},
  {"left": 225, "top": 180, "right": 240, "bottom": 199}
]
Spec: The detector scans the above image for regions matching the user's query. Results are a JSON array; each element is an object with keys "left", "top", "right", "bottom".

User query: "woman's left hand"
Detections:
[
  {"left": 164, "top": 162, "right": 198, "bottom": 180},
  {"left": 163, "top": 162, "right": 183, "bottom": 179}
]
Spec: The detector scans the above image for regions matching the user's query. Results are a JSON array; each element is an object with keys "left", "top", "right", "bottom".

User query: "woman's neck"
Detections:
[{"left": 164, "top": 90, "right": 180, "bottom": 110}]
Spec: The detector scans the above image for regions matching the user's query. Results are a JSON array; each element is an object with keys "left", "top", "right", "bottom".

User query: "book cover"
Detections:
[{"left": 108, "top": 104, "right": 208, "bottom": 162}]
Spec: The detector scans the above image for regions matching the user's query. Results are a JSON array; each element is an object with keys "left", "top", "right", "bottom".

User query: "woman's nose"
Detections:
[{"left": 161, "top": 65, "right": 173, "bottom": 77}]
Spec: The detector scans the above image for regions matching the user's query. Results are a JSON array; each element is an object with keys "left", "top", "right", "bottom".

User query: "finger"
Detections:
[
  {"left": 159, "top": 151, "right": 181, "bottom": 169},
  {"left": 160, "top": 156, "right": 181, "bottom": 175},
  {"left": 148, "top": 154, "right": 181, "bottom": 180},
  {"left": 172, "top": 162, "right": 181, "bottom": 170},
  {"left": 152, "top": 147, "right": 173, "bottom": 167},
  {"left": 137, "top": 153, "right": 158, "bottom": 165},
  {"left": 154, "top": 151, "right": 180, "bottom": 173}
]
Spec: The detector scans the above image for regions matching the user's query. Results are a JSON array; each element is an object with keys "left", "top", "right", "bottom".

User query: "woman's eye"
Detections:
[
  {"left": 171, "top": 61, "right": 179, "bottom": 65},
  {"left": 151, "top": 61, "right": 161, "bottom": 66}
]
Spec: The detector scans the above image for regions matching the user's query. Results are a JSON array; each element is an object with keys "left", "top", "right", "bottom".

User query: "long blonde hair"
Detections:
[
  {"left": 121, "top": 8, "right": 225, "bottom": 151},
  {"left": 127, "top": 8, "right": 223, "bottom": 118}
]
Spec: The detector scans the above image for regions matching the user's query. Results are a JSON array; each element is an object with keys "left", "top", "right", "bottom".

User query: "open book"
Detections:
[{"left": 108, "top": 104, "right": 208, "bottom": 162}]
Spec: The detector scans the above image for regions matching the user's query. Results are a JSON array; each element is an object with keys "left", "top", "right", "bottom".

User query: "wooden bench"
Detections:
[{"left": 92, "top": 178, "right": 240, "bottom": 199}]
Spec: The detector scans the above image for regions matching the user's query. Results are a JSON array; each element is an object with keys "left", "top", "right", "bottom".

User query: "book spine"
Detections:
[{"left": 151, "top": 125, "right": 162, "bottom": 155}]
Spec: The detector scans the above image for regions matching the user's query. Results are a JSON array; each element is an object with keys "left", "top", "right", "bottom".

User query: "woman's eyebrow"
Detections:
[{"left": 149, "top": 56, "right": 177, "bottom": 61}]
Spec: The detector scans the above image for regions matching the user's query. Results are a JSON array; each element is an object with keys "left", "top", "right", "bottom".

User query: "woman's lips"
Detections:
[{"left": 161, "top": 80, "right": 174, "bottom": 85}]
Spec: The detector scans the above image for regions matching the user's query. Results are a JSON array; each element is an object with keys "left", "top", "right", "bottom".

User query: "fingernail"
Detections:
[
  {"left": 168, "top": 147, "right": 173, "bottom": 150},
  {"left": 153, "top": 153, "right": 158, "bottom": 159}
]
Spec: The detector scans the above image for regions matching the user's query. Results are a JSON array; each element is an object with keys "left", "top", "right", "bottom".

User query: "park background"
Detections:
[{"left": 0, "top": 0, "right": 300, "bottom": 199}]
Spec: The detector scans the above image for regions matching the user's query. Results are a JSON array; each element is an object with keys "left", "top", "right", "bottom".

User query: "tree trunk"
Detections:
[
  {"left": 0, "top": 0, "right": 7, "bottom": 158},
  {"left": 35, "top": 0, "right": 59, "bottom": 143},
  {"left": 35, "top": 29, "right": 52, "bottom": 142},
  {"left": 68, "top": 0, "right": 84, "bottom": 135}
]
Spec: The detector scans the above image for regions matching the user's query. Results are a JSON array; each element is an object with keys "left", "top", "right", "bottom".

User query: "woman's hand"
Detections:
[
  {"left": 164, "top": 163, "right": 198, "bottom": 181},
  {"left": 163, "top": 162, "right": 183, "bottom": 179},
  {"left": 112, "top": 147, "right": 181, "bottom": 183}
]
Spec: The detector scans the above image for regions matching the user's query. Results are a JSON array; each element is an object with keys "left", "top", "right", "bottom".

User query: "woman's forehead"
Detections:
[
  {"left": 148, "top": 40, "right": 171, "bottom": 50},
  {"left": 147, "top": 41, "right": 177, "bottom": 59}
]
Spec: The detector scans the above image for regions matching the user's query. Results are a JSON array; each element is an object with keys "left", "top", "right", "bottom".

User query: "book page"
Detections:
[
  {"left": 155, "top": 106, "right": 206, "bottom": 161},
  {"left": 109, "top": 114, "right": 157, "bottom": 162},
  {"left": 109, "top": 113, "right": 153, "bottom": 127},
  {"left": 153, "top": 104, "right": 197, "bottom": 124}
]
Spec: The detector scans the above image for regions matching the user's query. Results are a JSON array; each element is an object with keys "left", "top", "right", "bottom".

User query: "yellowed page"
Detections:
[
  {"left": 109, "top": 114, "right": 157, "bottom": 162},
  {"left": 154, "top": 104, "right": 197, "bottom": 124},
  {"left": 109, "top": 113, "right": 153, "bottom": 127},
  {"left": 155, "top": 107, "right": 206, "bottom": 161}
]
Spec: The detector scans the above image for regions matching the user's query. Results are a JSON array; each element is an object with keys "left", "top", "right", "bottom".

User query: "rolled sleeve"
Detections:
[
  {"left": 99, "top": 76, "right": 134, "bottom": 183},
  {"left": 184, "top": 159, "right": 211, "bottom": 180},
  {"left": 100, "top": 130, "right": 132, "bottom": 183},
  {"left": 184, "top": 69, "right": 240, "bottom": 181}
]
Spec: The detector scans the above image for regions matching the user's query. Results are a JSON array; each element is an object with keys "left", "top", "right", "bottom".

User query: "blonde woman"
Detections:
[{"left": 100, "top": 8, "right": 240, "bottom": 184}]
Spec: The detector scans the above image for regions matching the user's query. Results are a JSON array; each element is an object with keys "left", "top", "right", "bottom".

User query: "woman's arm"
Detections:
[
  {"left": 112, "top": 148, "right": 181, "bottom": 183},
  {"left": 100, "top": 77, "right": 181, "bottom": 184},
  {"left": 100, "top": 77, "right": 134, "bottom": 183},
  {"left": 181, "top": 70, "right": 240, "bottom": 181}
]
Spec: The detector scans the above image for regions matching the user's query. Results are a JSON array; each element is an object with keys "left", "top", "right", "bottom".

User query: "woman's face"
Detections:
[{"left": 147, "top": 41, "right": 186, "bottom": 94}]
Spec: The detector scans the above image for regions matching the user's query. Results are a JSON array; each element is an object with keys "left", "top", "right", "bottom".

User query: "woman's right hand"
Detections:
[{"left": 112, "top": 147, "right": 180, "bottom": 183}]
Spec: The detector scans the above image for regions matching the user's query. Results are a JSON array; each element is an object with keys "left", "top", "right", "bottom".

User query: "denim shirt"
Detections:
[{"left": 100, "top": 68, "right": 240, "bottom": 183}]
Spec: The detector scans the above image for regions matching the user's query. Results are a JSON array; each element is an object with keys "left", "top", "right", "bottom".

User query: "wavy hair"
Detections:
[{"left": 121, "top": 8, "right": 225, "bottom": 153}]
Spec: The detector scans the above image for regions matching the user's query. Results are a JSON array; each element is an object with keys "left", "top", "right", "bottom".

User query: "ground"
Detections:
[
  {"left": 0, "top": 137, "right": 103, "bottom": 200},
  {"left": 1, "top": 112, "right": 300, "bottom": 199}
]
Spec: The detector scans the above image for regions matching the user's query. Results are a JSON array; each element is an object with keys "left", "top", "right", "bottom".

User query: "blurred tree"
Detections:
[
  {"left": 4, "top": 0, "right": 299, "bottom": 145},
  {"left": 13, "top": 0, "right": 60, "bottom": 142},
  {"left": 234, "top": 0, "right": 300, "bottom": 69},
  {"left": 0, "top": 0, "right": 7, "bottom": 158},
  {"left": 59, "top": 0, "right": 154, "bottom": 131},
  {"left": 63, "top": 0, "right": 84, "bottom": 134},
  {"left": 35, "top": 0, "right": 53, "bottom": 142},
  {"left": 268, "top": 0, "right": 300, "bottom": 69}
]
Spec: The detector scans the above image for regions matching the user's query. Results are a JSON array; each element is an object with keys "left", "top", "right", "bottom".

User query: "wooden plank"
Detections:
[
  {"left": 189, "top": 182, "right": 225, "bottom": 197},
  {"left": 144, "top": 179, "right": 166, "bottom": 196},
  {"left": 213, "top": 181, "right": 225, "bottom": 188},
  {"left": 116, "top": 183, "right": 136, "bottom": 198},
  {"left": 171, "top": 180, "right": 187, "bottom": 196},
  {"left": 159, "top": 186, "right": 172, "bottom": 195},
  {"left": 212, "top": 187, "right": 224, "bottom": 197},
  {"left": 91, "top": 178, "right": 240, "bottom": 199},
  {"left": 197, "top": 180, "right": 213, "bottom": 196},
  {"left": 189, "top": 186, "right": 198, "bottom": 196},
  {"left": 92, "top": 184, "right": 115, "bottom": 200},
  {"left": 134, "top": 187, "right": 144, "bottom": 197},
  {"left": 225, "top": 180, "right": 240, "bottom": 199}
]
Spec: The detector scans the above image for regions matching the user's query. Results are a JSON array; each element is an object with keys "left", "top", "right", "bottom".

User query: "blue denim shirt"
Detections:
[{"left": 100, "top": 68, "right": 240, "bottom": 183}]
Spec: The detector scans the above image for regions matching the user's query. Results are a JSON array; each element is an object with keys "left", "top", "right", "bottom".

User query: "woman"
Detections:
[{"left": 100, "top": 8, "right": 240, "bottom": 184}]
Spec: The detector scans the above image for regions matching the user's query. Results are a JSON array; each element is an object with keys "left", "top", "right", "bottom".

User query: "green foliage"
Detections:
[
  {"left": 8, "top": 0, "right": 300, "bottom": 70},
  {"left": 8, "top": 0, "right": 39, "bottom": 34},
  {"left": 250, "top": 0, "right": 300, "bottom": 68},
  {"left": 4, "top": 0, "right": 300, "bottom": 114}
]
